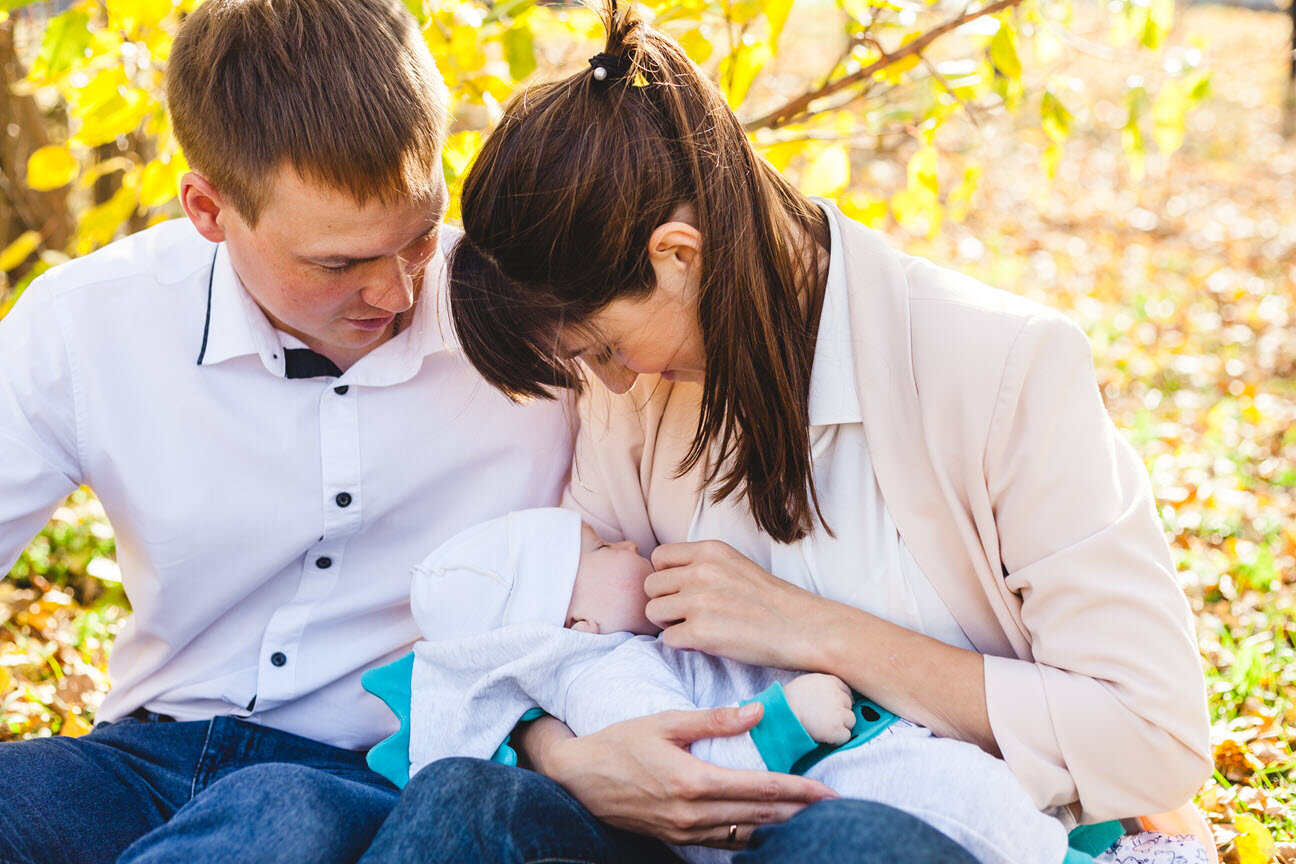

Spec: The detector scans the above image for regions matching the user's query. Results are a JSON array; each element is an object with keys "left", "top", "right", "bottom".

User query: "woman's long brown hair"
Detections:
[{"left": 450, "top": 0, "right": 829, "bottom": 543}]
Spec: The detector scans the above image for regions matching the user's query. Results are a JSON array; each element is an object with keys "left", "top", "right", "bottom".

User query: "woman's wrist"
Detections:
[
  {"left": 514, "top": 714, "right": 574, "bottom": 778},
  {"left": 794, "top": 592, "right": 871, "bottom": 677}
]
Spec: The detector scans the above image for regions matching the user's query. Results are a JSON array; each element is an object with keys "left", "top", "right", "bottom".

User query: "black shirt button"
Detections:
[
  {"left": 315, "top": 556, "right": 332, "bottom": 569},
  {"left": 335, "top": 492, "right": 352, "bottom": 508},
  {"left": 270, "top": 652, "right": 287, "bottom": 667},
  {"left": 334, "top": 385, "right": 349, "bottom": 395}
]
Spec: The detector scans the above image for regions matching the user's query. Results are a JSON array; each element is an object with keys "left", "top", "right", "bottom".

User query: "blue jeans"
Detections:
[
  {"left": 0, "top": 713, "right": 399, "bottom": 864},
  {"left": 359, "top": 757, "right": 981, "bottom": 863}
]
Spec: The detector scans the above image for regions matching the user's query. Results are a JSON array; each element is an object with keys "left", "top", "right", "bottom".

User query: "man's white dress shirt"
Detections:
[{"left": 0, "top": 218, "right": 572, "bottom": 750}]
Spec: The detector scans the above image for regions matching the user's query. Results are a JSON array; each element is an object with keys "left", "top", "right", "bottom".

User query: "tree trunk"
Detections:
[
  {"left": 1284, "top": 1, "right": 1296, "bottom": 138},
  {"left": 0, "top": 19, "right": 73, "bottom": 257}
]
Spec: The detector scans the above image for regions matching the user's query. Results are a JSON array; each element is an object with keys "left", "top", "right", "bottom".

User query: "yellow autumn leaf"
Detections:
[
  {"left": 106, "top": 0, "right": 176, "bottom": 35},
  {"left": 139, "top": 153, "right": 188, "bottom": 208},
  {"left": 906, "top": 147, "right": 939, "bottom": 196},
  {"left": 759, "top": 140, "right": 802, "bottom": 173},
  {"left": 0, "top": 231, "right": 42, "bottom": 272},
  {"left": 61, "top": 712, "right": 93, "bottom": 737},
  {"left": 75, "top": 171, "right": 142, "bottom": 255},
  {"left": 800, "top": 144, "right": 851, "bottom": 198},
  {"left": 677, "top": 27, "right": 713, "bottom": 64},
  {"left": 26, "top": 144, "right": 79, "bottom": 191},
  {"left": 719, "top": 40, "right": 772, "bottom": 108},
  {"left": 1233, "top": 813, "right": 1276, "bottom": 864},
  {"left": 840, "top": 194, "right": 887, "bottom": 228}
]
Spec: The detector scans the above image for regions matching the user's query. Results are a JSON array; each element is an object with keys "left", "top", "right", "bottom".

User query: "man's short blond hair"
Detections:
[{"left": 166, "top": 0, "right": 448, "bottom": 224}]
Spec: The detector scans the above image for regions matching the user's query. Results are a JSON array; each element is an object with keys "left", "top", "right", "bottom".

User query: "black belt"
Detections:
[{"left": 127, "top": 707, "right": 177, "bottom": 723}]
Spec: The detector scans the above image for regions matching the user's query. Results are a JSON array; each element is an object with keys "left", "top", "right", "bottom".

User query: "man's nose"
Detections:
[{"left": 360, "top": 257, "right": 418, "bottom": 314}]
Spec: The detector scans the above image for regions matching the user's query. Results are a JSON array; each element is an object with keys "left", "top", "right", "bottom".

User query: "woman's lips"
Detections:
[{"left": 348, "top": 314, "right": 395, "bottom": 332}]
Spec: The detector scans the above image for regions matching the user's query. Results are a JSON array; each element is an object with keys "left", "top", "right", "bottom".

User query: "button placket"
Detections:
[{"left": 255, "top": 384, "right": 364, "bottom": 709}]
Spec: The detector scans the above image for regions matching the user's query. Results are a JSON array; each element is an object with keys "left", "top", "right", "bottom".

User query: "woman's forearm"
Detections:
[
  {"left": 809, "top": 600, "right": 1000, "bottom": 755},
  {"left": 512, "top": 714, "right": 575, "bottom": 776}
]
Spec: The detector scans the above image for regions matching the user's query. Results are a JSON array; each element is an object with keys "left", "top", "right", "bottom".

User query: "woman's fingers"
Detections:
[
  {"left": 651, "top": 539, "right": 733, "bottom": 571},
  {"left": 546, "top": 708, "right": 837, "bottom": 847},
  {"left": 643, "top": 566, "right": 682, "bottom": 600},
  {"left": 645, "top": 764, "right": 838, "bottom": 845},
  {"left": 644, "top": 594, "right": 686, "bottom": 627},
  {"left": 654, "top": 799, "right": 812, "bottom": 847},
  {"left": 653, "top": 703, "right": 763, "bottom": 743}
]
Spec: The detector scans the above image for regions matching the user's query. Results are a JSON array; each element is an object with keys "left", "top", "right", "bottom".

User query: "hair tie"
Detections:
[{"left": 588, "top": 52, "right": 632, "bottom": 83}]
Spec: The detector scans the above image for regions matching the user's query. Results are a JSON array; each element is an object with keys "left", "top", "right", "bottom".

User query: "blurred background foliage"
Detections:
[{"left": 1, "top": 0, "right": 1293, "bottom": 860}]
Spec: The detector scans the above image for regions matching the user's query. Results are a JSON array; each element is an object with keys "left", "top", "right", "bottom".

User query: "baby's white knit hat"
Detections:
[{"left": 409, "top": 508, "right": 583, "bottom": 640}]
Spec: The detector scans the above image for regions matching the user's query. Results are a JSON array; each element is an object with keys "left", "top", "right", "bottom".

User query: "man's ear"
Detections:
[{"left": 179, "top": 172, "right": 230, "bottom": 244}]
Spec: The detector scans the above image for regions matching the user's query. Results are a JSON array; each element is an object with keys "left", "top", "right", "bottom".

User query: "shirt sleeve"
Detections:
[
  {"left": 0, "top": 279, "right": 83, "bottom": 574},
  {"left": 980, "top": 311, "right": 1212, "bottom": 820}
]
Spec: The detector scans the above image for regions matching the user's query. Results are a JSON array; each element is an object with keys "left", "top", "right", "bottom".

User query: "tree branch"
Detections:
[{"left": 744, "top": 0, "right": 1025, "bottom": 131}]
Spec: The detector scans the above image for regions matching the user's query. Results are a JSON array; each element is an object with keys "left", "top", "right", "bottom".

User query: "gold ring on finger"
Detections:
[{"left": 727, "top": 824, "right": 738, "bottom": 843}]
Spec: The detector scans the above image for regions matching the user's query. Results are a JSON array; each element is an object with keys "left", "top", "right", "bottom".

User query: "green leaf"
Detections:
[
  {"left": 34, "top": 9, "right": 93, "bottom": 80},
  {"left": 1040, "top": 90, "right": 1071, "bottom": 144},
  {"left": 990, "top": 22, "right": 1020, "bottom": 81},
  {"left": 402, "top": 0, "right": 426, "bottom": 25},
  {"left": 0, "top": 0, "right": 44, "bottom": 11},
  {"left": 501, "top": 23, "right": 536, "bottom": 82},
  {"left": 1186, "top": 71, "right": 1211, "bottom": 104},
  {"left": 1151, "top": 81, "right": 1187, "bottom": 153},
  {"left": 1140, "top": 0, "right": 1173, "bottom": 50}
]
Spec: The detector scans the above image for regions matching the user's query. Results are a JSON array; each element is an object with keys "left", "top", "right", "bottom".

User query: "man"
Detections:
[{"left": 0, "top": 1, "right": 570, "bottom": 861}]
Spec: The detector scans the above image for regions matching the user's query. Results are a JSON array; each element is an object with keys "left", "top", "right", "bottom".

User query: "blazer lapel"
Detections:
[{"left": 828, "top": 205, "right": 1021, "bottom": 659}]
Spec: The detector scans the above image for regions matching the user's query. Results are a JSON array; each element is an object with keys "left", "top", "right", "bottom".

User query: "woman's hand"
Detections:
[
  {"left": 646, "top": 540, "right": 834, "bottom": 671},
  {"left": 522, "top": 705, "right": 837, "bottom": 847}
]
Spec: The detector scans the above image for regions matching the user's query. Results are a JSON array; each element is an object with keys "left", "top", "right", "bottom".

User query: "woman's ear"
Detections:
[
  {"left": 647, "top": 221, "right": 702, "bottom": 275},
  {"left": 179, "top": 172, "right": 230, "bottom": 244}
]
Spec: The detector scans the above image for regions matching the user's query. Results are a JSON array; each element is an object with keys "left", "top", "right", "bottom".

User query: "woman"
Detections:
[{"left": 371, "top": 2, "right": 1212, "bottom": 860}]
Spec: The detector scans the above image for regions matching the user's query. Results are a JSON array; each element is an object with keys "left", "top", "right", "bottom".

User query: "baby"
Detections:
[{"left": 388, "top": 508, "right": 1073, "bottom": 864}]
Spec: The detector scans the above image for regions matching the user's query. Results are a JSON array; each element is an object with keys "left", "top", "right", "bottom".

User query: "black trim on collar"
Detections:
[
  {"left": 284, "top": 349, "right": 343, "bottom": 380},
  {"left": 196, "top": 247, "right": 217, "bottom": 365}
]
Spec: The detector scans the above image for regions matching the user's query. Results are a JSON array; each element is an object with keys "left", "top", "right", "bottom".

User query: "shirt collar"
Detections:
[
  {"left": 806, "top": 199, "right": 864, "bottom": 428},
  {"left": 196, "top": 231, "right": 456, "bottom": 386}
]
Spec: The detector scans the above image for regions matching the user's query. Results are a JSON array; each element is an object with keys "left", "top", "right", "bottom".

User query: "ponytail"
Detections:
[{"left": 450, "top": 0, "right": 829, "bottom": 543}]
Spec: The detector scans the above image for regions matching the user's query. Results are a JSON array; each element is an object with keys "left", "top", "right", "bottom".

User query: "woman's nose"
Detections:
[{"left": 589, "top": 359, "right": 638, "bottom": 394}]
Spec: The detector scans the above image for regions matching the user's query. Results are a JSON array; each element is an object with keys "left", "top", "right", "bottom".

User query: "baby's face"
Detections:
[{"left": 565, "top": 523, "right": 660, "bottom": 636}]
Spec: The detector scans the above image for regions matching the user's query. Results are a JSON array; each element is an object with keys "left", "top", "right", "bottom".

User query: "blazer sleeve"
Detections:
[
  {"left": 979, "top": 311, "right": 1212, "bottom": 820},
  {"left": 0, "top": 279, "right": 83, "bottom": 574},
  {"left": 561, "top": 382, "right": 662, "bottom": 553}
]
